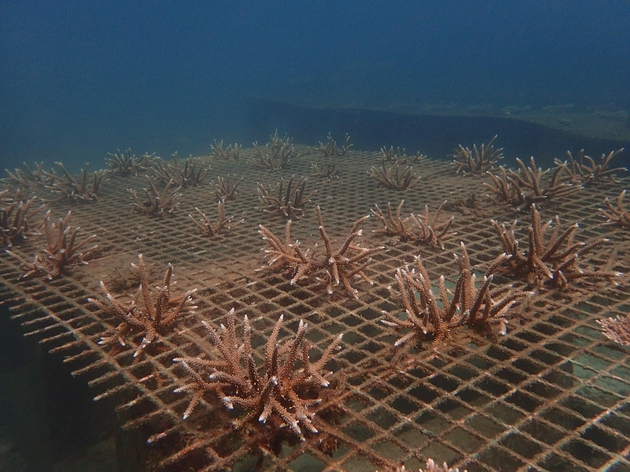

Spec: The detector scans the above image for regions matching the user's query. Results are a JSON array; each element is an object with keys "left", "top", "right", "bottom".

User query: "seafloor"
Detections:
[{"left": 1, "top": 143, "right": 630, "bottom": 472}]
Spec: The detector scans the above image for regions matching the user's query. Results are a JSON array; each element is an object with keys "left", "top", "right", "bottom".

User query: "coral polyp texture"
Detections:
[
  {"left": 259, "top": 206, "right": 384, "bottom": 298},
  {"left": 88, "top": 254, "right": 197, "bottom": 357},
  {"left": 174, "top": 310, "right": 342, "bottom": 440},
  {"left": 383, "top": 242, "right": 532, "bottom": 344}
]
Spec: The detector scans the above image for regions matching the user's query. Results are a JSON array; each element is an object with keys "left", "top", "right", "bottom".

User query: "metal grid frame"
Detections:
[{"left": 1, "top": 145, "right": 629, "bottom": 471}]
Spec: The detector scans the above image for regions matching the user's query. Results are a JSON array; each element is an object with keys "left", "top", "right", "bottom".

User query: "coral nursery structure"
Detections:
[{"left": 0, "top": 141, "right": 629, "bottom": 472}]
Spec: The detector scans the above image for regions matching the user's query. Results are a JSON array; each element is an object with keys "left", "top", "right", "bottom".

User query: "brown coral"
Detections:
[
  {"left": 88, "top": 254, "right": 197, "bottom": 357},
  {"left": 452, "top": 135, "right": 503, "bottom": 174},
  {"left": 383, "top": 243, "right": 532, "bottom": 344},
  {"left": 6, "top": 211, "right": 97, "bottom": 279},
  {"left": 174, "top": 309, "right": 342, "bottom": 440},
  {"left": 492, "top": 204, "right": 622, "bottom": 288},
  {"left": 259, "top": 206, "right": 383, "bottom": 298},
  {"left": 371, "top": 200, "right": 455, "bottom": 248}
]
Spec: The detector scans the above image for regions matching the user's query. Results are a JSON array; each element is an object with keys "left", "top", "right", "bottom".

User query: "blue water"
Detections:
[{"left": 1, "top": 0, "right": 629, "bottom": 170}]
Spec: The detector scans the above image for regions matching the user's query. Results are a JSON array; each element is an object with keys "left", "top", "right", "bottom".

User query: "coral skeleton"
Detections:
[
  {"left": 369, "top": 160, "right": 420, "bottom": 191},
  {"left": 210, "top": 140, "right": 242, "bottom": 161},
  {"left": 556, "top": 148, "right": 626, "bottom": 185},
  {"left": 257, "top": 175, "right": 316, "bottom": 219},
  {"left": 452, "top": 135, "right": 503, "bottom": 174},
  {"left": 210, "top": 174, "right": 244, "bottom": 201},
  {"left": 0, "top": 189, "right": 42, "bottom": 247},
  {"left": 129, "top": 176, "right": 181, "bottom": 217},
  {"left": 600, "top": 190, "right": 630, "bottom": 229},
  {"left": 318, "top": 133, "right": 352, "bottom": 157},
  {"left": 597, "top": 314, "right": 630, "bottom": 346},
  {"left": 174, "top": 310, "right": 342, "bottom": 440},
  {"left": 6, "top": 211, "right": 97, "bottom": 279},
  {"left": 190, "top": 201, "right": 243, "bottom": 237},
  {"left": 252, "top": 131, "right": 298, "bottom": 170},
  {"left": 46, "top": 162, "right": 106, "bottom": 203},
  {"left": 492, "top": 204, "right": 622, "bottom": 288},
  {"left": 105, "top": 149, "right": 154, "bottom": 176},
  {"left": 383, "top": 242, "right": 532, "bottom": 344},
  {"left": 150, "top": 154, "right": 210, "bottom": 188},
  {"left": 259, "top": 206, "right": 384, "bottom": 298},
  {"left": 371, "top": 200, "right": 455, "bottom": 248},
  {"left": 89, "top": 254, "right": 197, "bottom": 357}
]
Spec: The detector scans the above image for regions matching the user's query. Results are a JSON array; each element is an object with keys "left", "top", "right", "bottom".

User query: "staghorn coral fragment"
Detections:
[
  {"left": 492, "top": 204, "right": 622, "bottom": 288},
  {"left": 173, "top": 309, "right": 342, "bottom": 440},
  {"left": 210, "top": 174, "right": 244, "bottom": 201},
  {"left": 369, "top": 160, "right": 420, "bottom": 190},
  {"left": 371, "top": 200, "right": 455, "bottom": 248},
  {"left": 318, "top": 132, "right": 353, "bottom": 157},
  {"left": 598, "top": 314, "right": 630, "bottom": 346},
  {"left": 485, "top": 157, "right": 580, "bottom": 210},
  {"left": 257, "top": 175, "right": 316, "bottom": 219},
  {"left": 259, "top": 206, "right": 383, "bottom": 298},
  {"left": 0, "top": 189, "right": 42, "bottom": 247},
  {"left": 129, "top": 176, "right": 181, "bottom": 217},
  {"left": 600, "top": 190, "right": 630, "bottom": 229},
  {"left": 210, "top": 140, "right": 242, "bottom": 161},
  {"left": 105, "top": 149, "right": 154, "bottom": 176},
  {"left": 150, "top": 153, "right": 210, "bottom": 188},
  {"left": 452, "top": 135, "right": 502, "bottom": 174},
  {"left": 88, "top": 254, "right": 197, "bottom": 358},
  {"left": 556, "top": 148, "right": 626, "bottom": 185},
  {"left": 251, "top": 130, "right": 298, "bottom": 170},
  {"left": 189, "top": 200, "right": 243, "bottom": 237},
  {"left": 6, "top": 210, "right": 97, "bottom": 279},
  {"left": 46, "top": 162, "right": 106, "bottom": 203},
  {"left": 383, "top": 242, "right": 532, "bottom": 344}
]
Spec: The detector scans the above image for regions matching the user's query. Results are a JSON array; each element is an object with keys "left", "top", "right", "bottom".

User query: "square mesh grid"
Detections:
[{"left": 1, "top": 145, "right": 630, "bottom": 471}]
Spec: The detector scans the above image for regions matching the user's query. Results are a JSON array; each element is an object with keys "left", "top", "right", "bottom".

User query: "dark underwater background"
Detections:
[{"left": 1, "top": 0, "right": 629, "bottom": 170}]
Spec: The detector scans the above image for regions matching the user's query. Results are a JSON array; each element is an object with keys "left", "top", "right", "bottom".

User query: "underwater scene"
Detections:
[{"left": 1, "top": 2, "right": 630, "bottom": 472}]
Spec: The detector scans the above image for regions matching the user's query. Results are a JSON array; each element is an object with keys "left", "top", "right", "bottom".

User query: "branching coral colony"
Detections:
[
  {"left": 105, "top": 149, "right": 154, "bottom": 176},
  {"left": 371, "top": 200, "right": 455, "bottom": 248},
  {"left": 259, "top": 206, "right": 384, "bottom": 298},
  {"left": 556, "top": 148, "right": 626, "bottom": 185},
  {"left": 485, "top": 156, "right": 580, "bottom": 210},
  {"left": 174, "top": 309, "right": 342, "bottom": 440},
  {"left": 7, "top": 211, "right": 97, "bottom": 279},
  {"left": 0, "top": 189, "right": 42, "bottom": 247},
  {"left": 150, "top": 154, "right": 210, "bottom": 188},
  {"left": 257, "top": 175, "right": 316, "bottom": 219},
  {"left": 252, "top": 131, "right": 299, "bottom": 170},
  {"left": 369, "top": 160, "right": 420, "bottom": 191},
  {"left": 129, "top": 176, "right": 181, "bottom": 217},
  {"left": 189, "top": 200, "right": 243, "bottom": 237},
  {"left": 210, "top": 174, "right": 244, "bottom": 201},
  {"left": 318, "top": 132, "right": 352, "bottom": 157},
  {"left": 600, "top": 190, "right": 630, "bottom": 229},
  {"left": 452, "top": 135, "right": 503, "bottom": 175},
  {"left": 383, "top": 242, "right": 532, "bottom": 344},
  {"left": 89, "top": 254, "right": 197, "bottom": 357},
  {"left": 210, "top": 140, "right": 242, "bottom": 161},
  {"left": 491, "top": 204, "right": 622, "bottom": 288},
  {"left": 47, "top": 162, "right": 106, "bottom": 203}
]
